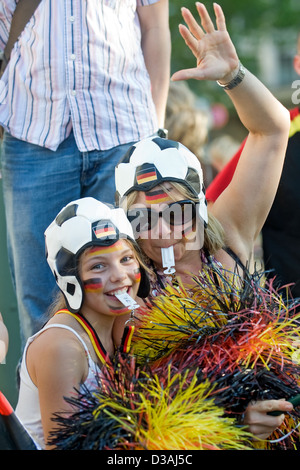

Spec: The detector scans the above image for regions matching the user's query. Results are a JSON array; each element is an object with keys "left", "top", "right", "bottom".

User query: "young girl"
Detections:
[{"left": 15, "top": 197, "right": 149, "bottom": 449}]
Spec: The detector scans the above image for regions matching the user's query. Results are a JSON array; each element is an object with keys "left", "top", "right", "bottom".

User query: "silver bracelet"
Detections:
[{"left": 217, "top": 62, "right": 246, "bottom": 90}]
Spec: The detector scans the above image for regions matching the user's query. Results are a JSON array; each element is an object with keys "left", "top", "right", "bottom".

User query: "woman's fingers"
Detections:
[
  {"left": 195, "top": 2, "right": 215, "bottom": 34},
  {"left": 173, "top": 3, "right": 238, "bottom": 82},
  {"left": 172, "top": 67, "right": 203, "bottom": 82},
  {"left": 178, "top": 23, "right": 199, "bottom": 58},
  {"left": 213, "top": 3, "right": 227, "bottom": 32},
  {"left": 181, "top": 7, "right": 205, "bottom": 40},
  {"left": 243, "top": 399, "right": 294, "bottom": 440},
  {"left": 245, "top": 399, "right": 293, "bottom": 419}
]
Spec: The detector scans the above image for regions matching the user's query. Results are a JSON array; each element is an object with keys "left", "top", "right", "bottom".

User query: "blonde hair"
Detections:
[
  {"left": 121, "top": 182, "right": 225, "bottom": 255},
  {"left": 165, "top": 81, "right": 209, "bottom": 162},
  {"left": 46, "top": 291, "right": 68, "bottom": 318},
  {"left": 209, "top": 135, "right": 240, "bottom": 173}
]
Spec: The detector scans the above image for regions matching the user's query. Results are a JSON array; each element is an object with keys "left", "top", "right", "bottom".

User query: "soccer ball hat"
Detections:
[
  {"left": 45, "top": 197, "right": 150, "bottom": 313},
  {"left": 115, "top": 137, "right": 208, "bottom": 225}
]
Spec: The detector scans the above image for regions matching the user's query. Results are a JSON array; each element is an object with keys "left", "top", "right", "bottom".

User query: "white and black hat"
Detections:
[
  {"left": 45, "top": 197, "right": 150, "bottom": 313},
  {"left": 115, "top": 137, "right": 208, "bottom": 225}
]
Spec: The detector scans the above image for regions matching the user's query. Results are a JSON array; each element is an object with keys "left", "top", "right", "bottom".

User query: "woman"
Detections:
[
  {"left": 15, "top": 197, "right": 149, "bottom": 449},
  {"left": 114, "top": 4, "right": 293, "bottom": 440}
]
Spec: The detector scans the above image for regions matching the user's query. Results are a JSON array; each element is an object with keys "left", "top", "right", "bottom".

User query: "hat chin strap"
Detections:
[
  {"left": 59, "top": 276, "right": 83, "bottom": 313},
  {"left": 198, "top": 191, "right": 208, "bottom": 226}
]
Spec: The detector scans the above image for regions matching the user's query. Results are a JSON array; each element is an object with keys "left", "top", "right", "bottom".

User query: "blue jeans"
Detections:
[{"left": 1, "top": 131, "right": 134, "bottom": 347}]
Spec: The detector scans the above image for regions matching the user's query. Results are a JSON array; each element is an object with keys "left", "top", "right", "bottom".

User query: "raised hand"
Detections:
[{"left": 172, "top": 3, "right": 239, "bottom": 83}]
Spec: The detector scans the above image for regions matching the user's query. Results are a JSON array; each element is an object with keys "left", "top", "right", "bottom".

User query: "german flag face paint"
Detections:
[
  {"left": 134, "top": 268, "right": 141, "bottom": 283},
  {"left": 145, "top": 189, "right": 170, "bottom": 205},
  {"left": 83, "top": 278, "right": 103, "bottom": 293},
  {"left": 85, "top": 241, "right": 124, "bottom": 257},
  {"left": 107, "top": 304, "right": 132, "bottom": 314}
]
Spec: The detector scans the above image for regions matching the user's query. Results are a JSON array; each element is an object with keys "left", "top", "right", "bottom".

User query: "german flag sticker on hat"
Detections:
[
  {"left": 136, "top": 163, "right": 158, "bottom": 185},
  {"left": 92, "top": 221, "right": 117, "bottom": 240}
]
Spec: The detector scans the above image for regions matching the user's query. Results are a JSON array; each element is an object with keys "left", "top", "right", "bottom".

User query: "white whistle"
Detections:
[
  {"left": 115, "top": 292, "right": 139, "bottom": 310},
  {"left": 161, "top": 246, "right": 176, "bottom": 275}
]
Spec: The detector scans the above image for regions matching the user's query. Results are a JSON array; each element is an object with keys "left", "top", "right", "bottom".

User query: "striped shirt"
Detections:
[{"left": 0, "top": 0, "right": 159, "bottom": 151}]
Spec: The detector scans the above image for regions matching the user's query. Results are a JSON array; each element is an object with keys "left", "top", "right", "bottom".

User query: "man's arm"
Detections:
[
  {"left": 137, "top": 0, "right": 171, "bottom": 127},
  {"left": 0, "top": 1, "right": 16, "bottom": 51}
]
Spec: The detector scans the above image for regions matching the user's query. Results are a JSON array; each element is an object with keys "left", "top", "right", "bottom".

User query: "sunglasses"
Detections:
[{"left": 127, "top": 200, "right": 197, "bottom": 233}]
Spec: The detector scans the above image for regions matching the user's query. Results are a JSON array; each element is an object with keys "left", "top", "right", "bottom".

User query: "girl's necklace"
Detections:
[{"left": 55, "top": 309, "right": 134, "bottom": 365}]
